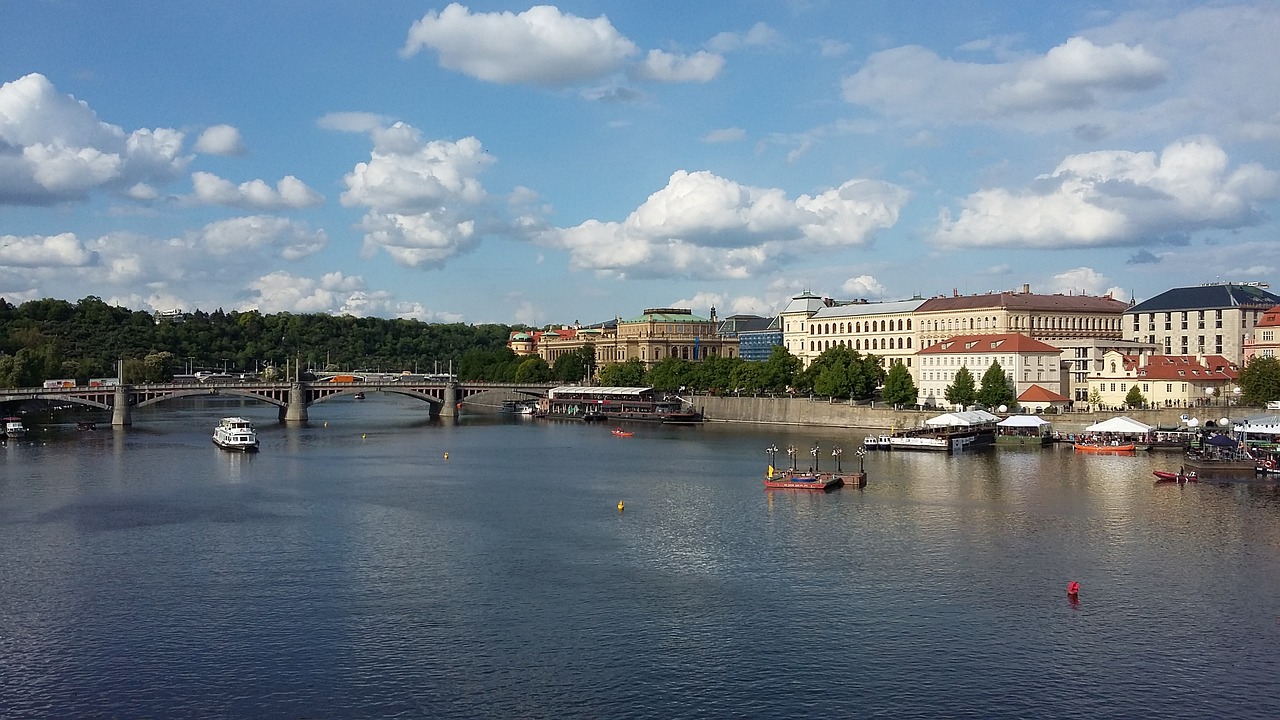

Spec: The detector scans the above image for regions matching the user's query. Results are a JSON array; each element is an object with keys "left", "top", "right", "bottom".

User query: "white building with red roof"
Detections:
[
  {"left": 917, "top": 333, "right": 1065, "bottom": 409},
  {"left": 1086, "top": 350, "right": 1239, "bottom": 409}
]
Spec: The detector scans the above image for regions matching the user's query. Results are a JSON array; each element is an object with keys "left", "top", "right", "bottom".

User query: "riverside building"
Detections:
[
  {"left": 1124, "top": 282, "right": 1280, "bottom": 368},
  {"left": 916, "top": 333, "right": 1064, "bottom": 409}
]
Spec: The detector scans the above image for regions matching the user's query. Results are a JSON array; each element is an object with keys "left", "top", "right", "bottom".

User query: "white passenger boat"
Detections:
[
  {"left": 3, "top": 416, "right": 24, "bottom": 438},
  {"left": 213, "top": 417, "right": 259, "bottom": 452}
]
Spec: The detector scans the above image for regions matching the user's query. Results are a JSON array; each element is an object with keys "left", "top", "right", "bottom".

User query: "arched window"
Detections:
[
  {"left": 907, "top": 319, "right": 912, "bottom": 330},
  {"left": 907, "top": 338, "right": 912, "bottom": 348}
]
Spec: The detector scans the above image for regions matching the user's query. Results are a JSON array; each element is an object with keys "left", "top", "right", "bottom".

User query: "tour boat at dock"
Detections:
[
  {"left": 538, "top": 386, "right": 702, "bottom": 424},
  {"left": 212, "top": 417, "right": 259, "bottom": 452}
]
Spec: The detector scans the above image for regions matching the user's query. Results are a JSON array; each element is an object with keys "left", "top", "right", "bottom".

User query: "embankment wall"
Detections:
[{"left": 689, "top": 395, "right": 1243, "bottom": 434}]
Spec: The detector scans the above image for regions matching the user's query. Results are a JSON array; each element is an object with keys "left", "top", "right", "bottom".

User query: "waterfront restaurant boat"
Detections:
[
  {"left": 1074, "top": 416, "right": 1152, "bottom": 453},
  {"left": 538, "top": 386, "right": 702, "bottom": 424},
  {"left": 885, "top": 410, "right": 998, "bottom": 453},
  {"left": 995, "top": 415, "right": 1054, "bottom": 446},
  {"left": 3, "top": 416, "right": 24, "bottom": 438},
  {"left": 500, "top": 400, "right": 537, "bottom": 416},
  {"left": 212, "top": 417, "right": 259, "bottom": 452}
]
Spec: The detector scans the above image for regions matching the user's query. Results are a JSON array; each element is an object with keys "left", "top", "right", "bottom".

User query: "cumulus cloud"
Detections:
[
  {"left": 1046, "top": 267, "right": 1126, "bottom": 301},
  {"left": 633, "top": 49, "right": 725, "bottom": 83},
  {"left": 189, "top": 171, "right": 324, "bottom": 210},
  {"left": 842, "top": 36, "right": 1166, "bottom": 125},
  {"left": 189, "top": 216, "right": 328, "bottom": 260},
  {"left": 0, "top": 73, "right": 188, "bottom": 205},
  {"left": 401, "top": 3, "right": 638, "bottom": 87},
  {"left": 707, "top": 22, "right": 781, "bottom": 53},
  {"left": 193, "top": 124, "right": 246, "bottom": 155},
  {"left": 0, "top": 232, "right": 97, "bottom": 267},
  {"left": 933, "top": 138, "right": 1279, "bottom": 249},
  {"left": 241, "top": 270, "right": 456, "bottom": 321},
  {"left": 841, "top": 275, "right": 888, "bottom": 298},
  {"left": 539, "top": 170, "right": 908, "bottom": 279},
  {"left": 339, "top": 122, "right": 497, "bottom": 268}
]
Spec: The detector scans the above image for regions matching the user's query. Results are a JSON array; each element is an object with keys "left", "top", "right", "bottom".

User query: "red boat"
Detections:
[
  {"left": 763, "top": 470, "right": 844, "bottom": 491},
  {"left": 1153, "top": 470, "right": 1198, "bottom": 483},
  {"left": 611, "top": 428, "right": 634, "bottom": 437},
  {"left": 1075, "top": 443, "right": 1136, "bottom": 453}
]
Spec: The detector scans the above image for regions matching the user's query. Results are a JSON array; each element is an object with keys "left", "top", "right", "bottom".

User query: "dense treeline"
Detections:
[{"left": 0, "top": 296, "right": 524, "bottom": 387}]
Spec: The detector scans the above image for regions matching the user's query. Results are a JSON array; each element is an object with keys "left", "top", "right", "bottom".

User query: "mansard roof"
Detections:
[
  {"left": 1127, "top": 283, "right": 1280, "bottom": 314},
  {"left": 811, "top": 298, "right": 926, "bottom": 319},
  {"left": 780, "top": 291, "right": 829, "bottom": 315},
  {"left": 1251, "top": 305, "right": 1280, "bottom": 328},
  {"left": 916, "top": 292, "right": 1127, "bottom": 314},
  {"left": 716, "top": 314, "right": 772, "bottom": 335},
  {"left": 918, "top": 333, "right": 1062, "bottom": 355}
]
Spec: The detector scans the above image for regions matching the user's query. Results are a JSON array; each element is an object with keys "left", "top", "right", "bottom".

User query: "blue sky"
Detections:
[{"left": 3, "top": 1, "right": 1279, "bottom": 326}]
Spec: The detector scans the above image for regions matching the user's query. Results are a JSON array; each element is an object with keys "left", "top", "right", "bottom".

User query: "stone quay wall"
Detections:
[{"left": 688, "top": 394, "right": 1247, "bottom": 434}]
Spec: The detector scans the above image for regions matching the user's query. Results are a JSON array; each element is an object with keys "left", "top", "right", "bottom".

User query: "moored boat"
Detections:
[
  {"left": 1074, "top": 442, "right": 1136, "bottom": 453},
  {"left": 763, "top": 469, "right": 843, "bottom": 491},
  {"left": 538, "top": 386, "right": 702, "bottom": 423},
  {"left": 3, "top": 416, "right": 24, "bottom": 438},
  {"left": 213, "top": 417, "right": 259, "bottom": 452}
]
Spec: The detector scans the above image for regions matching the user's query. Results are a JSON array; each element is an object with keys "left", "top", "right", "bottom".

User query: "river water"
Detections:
[{"left": 2, "top": 396, "right": 1279, "bottom": 718}]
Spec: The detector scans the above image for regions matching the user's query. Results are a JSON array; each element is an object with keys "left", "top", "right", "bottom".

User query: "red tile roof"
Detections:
[
  {"left": 1018, "top": 384, "right": 1068, "bottom": 403},
  {"left": 918, "top": 333, "right": 1062, "bottom": 355},
  {"left": 916, "top": 293, "right": 1127, "bottom": 313},
  {"left": 1256, "top": 305, "right": 1280, "bottom": 328},
  {"left": 1115, "top": 354, "right": 1238, "bottom": 381}
]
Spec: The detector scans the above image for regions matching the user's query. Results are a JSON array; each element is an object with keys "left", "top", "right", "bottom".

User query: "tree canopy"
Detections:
[
  {"left": 0, "top": 295, "right": 521, "bottom": 387},
  {"left": 944, "top": 366, "right": 977, "bottom": 408}
]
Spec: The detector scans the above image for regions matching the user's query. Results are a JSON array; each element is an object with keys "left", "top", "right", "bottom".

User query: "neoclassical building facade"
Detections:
[{"left": 534, "top": 308, "right": 737, "bottom": 372}]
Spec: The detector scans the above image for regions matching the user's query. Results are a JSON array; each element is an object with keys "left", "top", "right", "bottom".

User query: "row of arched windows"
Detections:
[
  {"left": 919, "top": 316, "right": 1120, "bottom": 332},
  {"left": 809, "top": 337, "right": 913, "bottom": 352},
  {"left": 810, "top": 318, "right": 911, "bottom": 334}
]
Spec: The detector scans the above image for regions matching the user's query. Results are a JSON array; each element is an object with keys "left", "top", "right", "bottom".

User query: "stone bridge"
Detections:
[{"left": 0, "top": 381, "right": 554, "bottom": 426}]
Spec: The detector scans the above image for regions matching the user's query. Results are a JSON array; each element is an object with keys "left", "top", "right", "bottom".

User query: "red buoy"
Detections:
[{"left": 1067, "top": 581, "right": 1080, "bottom": 596}]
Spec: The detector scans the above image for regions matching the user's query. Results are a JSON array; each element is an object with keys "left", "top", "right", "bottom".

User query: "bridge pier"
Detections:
[
  {"left": 283, "top": 381, "right": 309, "bottom": 423},
  {"left": 111, "top": 385, "right": 132, "bottom": 426},
  {"left": 441, "top": 382, "right": 458, "bottom": 418}
]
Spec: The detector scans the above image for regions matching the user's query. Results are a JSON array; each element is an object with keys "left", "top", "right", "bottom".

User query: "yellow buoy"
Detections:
[
  {"left": 444, "top": 452, "right": 449, "bottom": 459},
  {"left": 617, "top": 500, "right": 625, "bottom": 511},
  {"left": 361, "top": 433, "right": 366, "bottom": 439}
]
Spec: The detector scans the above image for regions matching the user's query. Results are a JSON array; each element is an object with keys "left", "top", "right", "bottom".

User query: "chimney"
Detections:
[
  {"left": 1021, "top": 283, "right": 1030, "bottom": 294},
  {"left": 1139, "top": 352, "right": 1147, "bottom": 368},
  {"left": 953, "top": 288, "right": 959, "bottom": 297}
]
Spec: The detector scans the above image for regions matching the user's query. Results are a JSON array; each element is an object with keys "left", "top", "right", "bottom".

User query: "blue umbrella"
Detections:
[{"left": 1206, "top": 434, "right": 1238, "bottom": 447}]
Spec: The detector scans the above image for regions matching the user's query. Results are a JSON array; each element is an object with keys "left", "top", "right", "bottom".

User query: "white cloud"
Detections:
[
  {"left": 707, "top": 22, "right": 781, "bottom": 53},
  {"left": 341, "top": 123, "right": 497, "bottom": 268},
  {"left": 841, "top": 275, "right": 887, "bottom": 298},
  {"left": 241, "top": 270, "right": 457, "bottom": 321},
  {"left": 189, "top": 171, "right": 324, "bottom": 210},
  {"left": 634, "top": 49, "right": 725, "bottom": 83},
  {"left": 703, "top": 127, "right": 746, "bottom": 143},
  {"left": 190, "top": 216, "right": 328, "bottom": 260},
  {"left": 933, "top": 138, "right": 1279, "bottom": 249},
  {"left": 1044, "top": 265, "right": 1116, "bottom": 295},
  {"left": 193, "top": 124, "right": 246, "bottom": 156},
  {"left": 402, "top": 3, "right": 638, "bottom": 87},
  {"left": 0, "top": 73, "right": 188, "bottom": 204},
  {"left": 0, "top": 232, "right": 97, "bottom": 267},
  {"left": 539, "top": 170, "right": 908, "bottom": 278},
  {"left": 317, "top": 112, "right": 392, "bottom": 133},
  {"left": 842, "top": 36, "right": 1166, "bottom": 126}
]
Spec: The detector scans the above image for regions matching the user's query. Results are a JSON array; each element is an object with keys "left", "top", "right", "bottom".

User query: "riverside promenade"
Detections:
[{"left": 692, "top": 394, "right": 1246, "bottom": 433}]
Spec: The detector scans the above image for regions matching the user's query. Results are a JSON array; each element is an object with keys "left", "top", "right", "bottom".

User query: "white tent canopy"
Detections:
[
  {"left": 997, "top": 415, "right": 1051, "bottom": 429},
  {"left": 925, "top": 410, "right": 1000, "bottom": 427},
  {"left": 1084, "top": 416, "right": 1154, "bottom": 434},
  {"left": 1236, "top": 415, "right": 1280, "bottom": 435}
]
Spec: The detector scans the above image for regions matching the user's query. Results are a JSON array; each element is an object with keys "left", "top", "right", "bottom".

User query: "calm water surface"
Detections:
[{"left": 3, "top": 397, "right": 1279, "bottom": 718}]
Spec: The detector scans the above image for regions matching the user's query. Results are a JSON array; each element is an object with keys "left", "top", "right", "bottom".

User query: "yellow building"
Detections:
[{"left": 1086, "top": 349, "right": 1239, "bottom": 410}]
